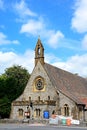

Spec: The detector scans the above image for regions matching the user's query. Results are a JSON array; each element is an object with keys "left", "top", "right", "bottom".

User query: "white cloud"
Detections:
[
  {"left": 45, "top": 53, "right": 61, "bottom": 64},
  {"left": 0, "top": 49, "right": 87, "bottom": 77},
  {"left": 20, "top": 18, "right": 64, "bottom": 48},
  {"left": 14, "top": 0, "right": 64, "bottom": 49},
  {"left": 82, "top": 34, "right": 87, "bottom": 49},
  {"left": 47, "top": 30, "right": 64, "bottom": 48},
  {"left": 14, "top": 0, "right": 37, "bottom": 18},
  {"left": 71, "top": 0, "right": 87, "bottom": 33},
  {"left": 0, "top": 50, "right": 34, "bottom": 74},
  {"left": 0, "top": 32, "right": 20, "bottom": 45},
  {"left": 52, "top": 54, "right": 87, "bottom": 77},
  {"left": 20, "top": 19, "right": 45, "bottom": 35}
]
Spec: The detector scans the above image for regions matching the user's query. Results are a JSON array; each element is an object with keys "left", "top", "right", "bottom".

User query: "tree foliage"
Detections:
[
  {"left": 0, "top": 97, "right": 11, "bottom": 118},
  {"left": 0, "top": 65, "right": 30, "bottom": 118}
]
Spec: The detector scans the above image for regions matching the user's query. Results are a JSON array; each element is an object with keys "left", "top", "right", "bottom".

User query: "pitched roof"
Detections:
[{"left": 44, "top": 63, "right": 87, "bottom": 108}]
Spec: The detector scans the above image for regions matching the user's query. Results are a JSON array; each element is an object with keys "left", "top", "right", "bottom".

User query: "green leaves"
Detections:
[
  {"left": 0, "top": 65, "right": 30, "bottom": 118},
  {"left": 0, "top": 97, "right": 11, "bottom": 118}
]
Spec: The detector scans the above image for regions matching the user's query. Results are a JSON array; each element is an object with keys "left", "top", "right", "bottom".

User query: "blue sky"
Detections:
[{"left": 0, "top": 0, "right": 87, "bottom": 77}]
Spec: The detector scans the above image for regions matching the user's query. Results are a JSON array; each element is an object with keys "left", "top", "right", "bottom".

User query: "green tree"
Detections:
[
  {"left": 4, "top": 65, "right": 30, "bottom": 101},
  {"left": 0, "top": 76, "right": 6, "bottom": 98},
  {"left": 0, "top": 97, "right": 11, "bottom": 118},
  {"left": 0, "top": 65, "right": 30, "bottom": 118}
]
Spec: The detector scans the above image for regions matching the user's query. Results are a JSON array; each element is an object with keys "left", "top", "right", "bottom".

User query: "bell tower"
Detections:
[{"left": 35, "top": 38, "right": 44, "bottom": 66}]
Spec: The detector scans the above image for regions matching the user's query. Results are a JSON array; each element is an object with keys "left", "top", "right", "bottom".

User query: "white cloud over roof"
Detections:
[
  {"left": 52, "top": 54, "right": 87, "bottom": 77},
  {"left": 82, "top": 34, "right": 87, "bottom": 49},
  {"left": 71, "top": 0, "right": 87, "bottom": 33},
  {"left": 1, "top": 50, "right": 87, "bottom": 77}
]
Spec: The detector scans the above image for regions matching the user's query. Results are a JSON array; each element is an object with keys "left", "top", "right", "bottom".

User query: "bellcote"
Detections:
[{"left": 35, "top": 38, "right": 44, "bottom": 66}]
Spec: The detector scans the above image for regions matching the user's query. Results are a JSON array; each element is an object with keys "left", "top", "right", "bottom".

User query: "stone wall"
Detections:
[{"left": 10, "top": 61, "right": 85, "bottom": 120}]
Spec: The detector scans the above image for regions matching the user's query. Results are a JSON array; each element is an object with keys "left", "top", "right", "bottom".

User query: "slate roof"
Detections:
[{"left": 44, "top": 63, "right": 87, "bottom": 109}]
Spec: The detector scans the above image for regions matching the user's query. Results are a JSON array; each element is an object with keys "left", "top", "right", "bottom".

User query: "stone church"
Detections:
[{"left": 10, "top": 38, "right": 87, "bottom": 121}]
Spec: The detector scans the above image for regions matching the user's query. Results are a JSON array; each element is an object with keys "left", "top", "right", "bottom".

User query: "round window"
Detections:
[{"left": 35, "top": 78, "right": 44, "bottom": 90}]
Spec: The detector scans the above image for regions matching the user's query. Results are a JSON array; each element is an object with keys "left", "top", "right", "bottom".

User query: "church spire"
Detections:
[{"left": 35, "top": 38, "right": 44, "bottom": 66}]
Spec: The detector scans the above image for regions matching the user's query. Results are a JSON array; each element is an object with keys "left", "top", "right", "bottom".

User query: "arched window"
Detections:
[
  {"left": 19, "top": 109, "right": 23, "bottom": 116},
  {"left": 35, "top": 109, "right": 40, "bottom": 117},
  {"left": 64, "top": 104, "right": 69, "bottom": 116},
  {"left": 48, "top": 96, "right": 50, "bottom": 100},
  {"left": 38, "top": 46, "right": 40, "bottom": 55},
  {"left": 38, "top": 96, "right": 40, "bottom": 101},
  {"left": 29, "top": 96, "right": 31, "bottom": 101},
  {"left": 34, "top": 76, "right": 44, "bottom": 90}
]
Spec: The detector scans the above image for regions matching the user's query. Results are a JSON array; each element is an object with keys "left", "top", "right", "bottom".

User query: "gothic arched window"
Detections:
[
  {"left": 64, "top": 104, "right": 69, "bottom": 116},
  {"left": 35, "top": 109, "right": 41, "bottom": 117},
  {"left": 19, "top": 109, "right": 23, "bottom": 116},
  {"left": 38, "top": 46, "right": 40, "bottom": 55}
]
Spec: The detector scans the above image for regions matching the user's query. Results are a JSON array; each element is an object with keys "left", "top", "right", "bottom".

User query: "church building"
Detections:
[{"left": 10, "top": 38, "right": 87, "bottom": 121}]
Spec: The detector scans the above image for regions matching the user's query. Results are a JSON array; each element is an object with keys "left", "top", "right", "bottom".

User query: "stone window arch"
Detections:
[
  {"left": 38, "top": 45, "right": 41, "bottom": 55},
  {"left": 29, "top": 96, "right": 31, "bottom": 101},
  {"left": 35, "top": 108, "right": 41, "bottom": 117},
  {"left": 38, "top": 96, "right": 40, "bottom": 101},
  {"left": 48, "top": 96, "right": 50, "bottom": 100},
  {"left": 19, "top": 108, "right": 23, "bottom": 116},
  {"left": 64, "top": 104, "right": 69, "bottom": 116},
  {"left": 34, "top": 76, "right": 45, "bottom": 91}
]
